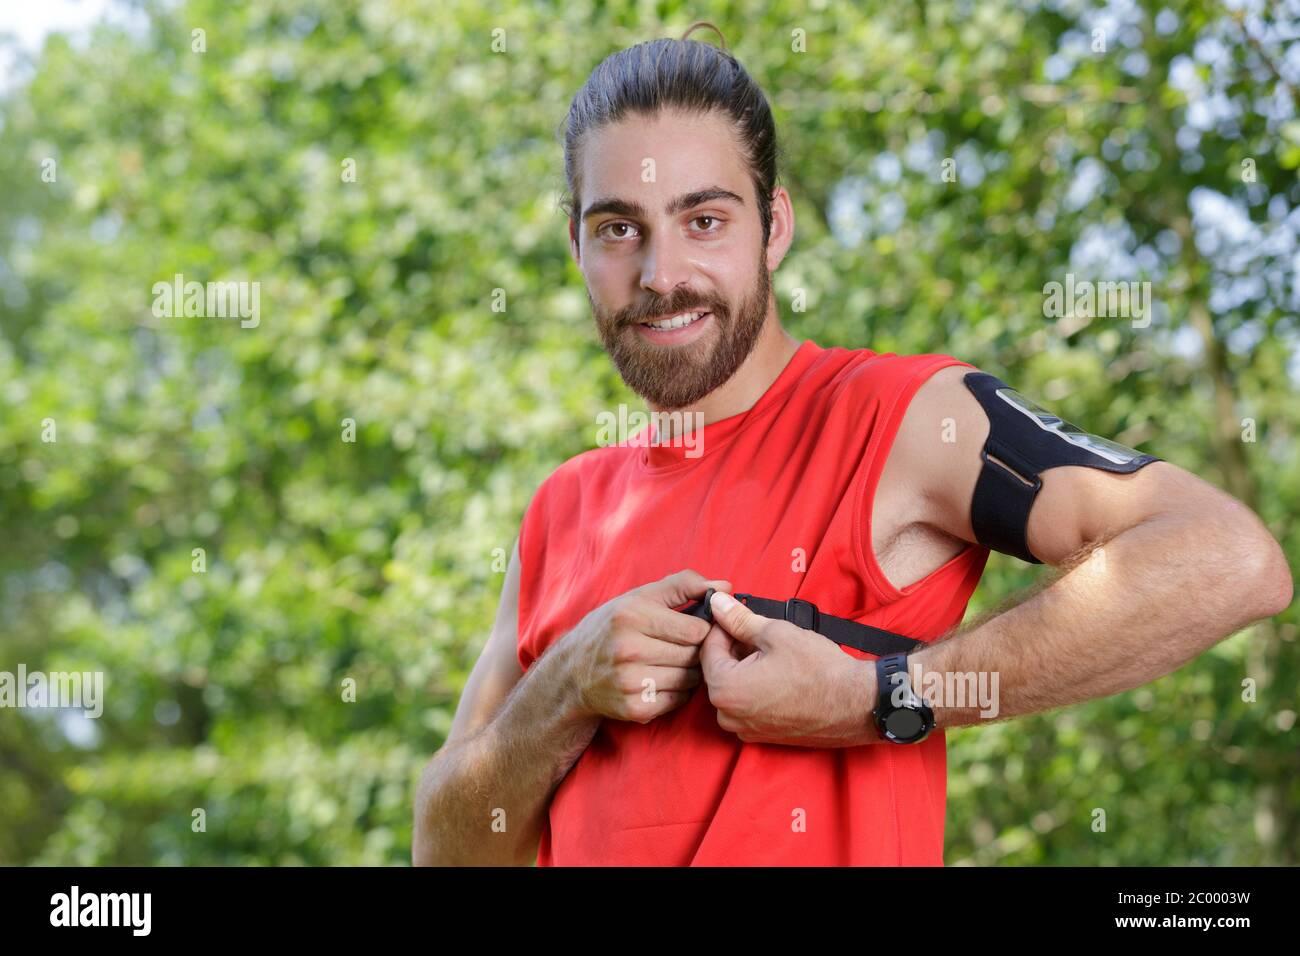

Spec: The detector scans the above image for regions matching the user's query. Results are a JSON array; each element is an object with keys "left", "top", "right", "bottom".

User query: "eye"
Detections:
[
  {"left": 597, "top": 221, "right": 639, "bottom": 240},
  {"left": 596, "top": 217, "right": 724, "bottom": 241}
]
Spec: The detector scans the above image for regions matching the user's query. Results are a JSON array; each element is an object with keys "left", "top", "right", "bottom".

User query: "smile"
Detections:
[{"left": 639, "top": 310, "right": 710, "bottom": 331}]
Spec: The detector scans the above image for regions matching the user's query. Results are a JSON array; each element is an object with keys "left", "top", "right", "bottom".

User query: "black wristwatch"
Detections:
[{"left": 872, "top": 653, "right": 934, "bottom": 744}]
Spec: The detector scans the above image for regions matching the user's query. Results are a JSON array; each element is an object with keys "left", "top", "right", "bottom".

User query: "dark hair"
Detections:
[{"left": 558, "top": 22, "right": 781, "bottom": 248}]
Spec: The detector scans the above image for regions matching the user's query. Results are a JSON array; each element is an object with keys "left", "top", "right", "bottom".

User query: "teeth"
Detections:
[{"left": 644, "top": 311, "right": 706, "bottom": 330}]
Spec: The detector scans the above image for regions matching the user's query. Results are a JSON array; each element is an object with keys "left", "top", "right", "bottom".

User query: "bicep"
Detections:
[
  {"left": 444, "top": 537, "right": 525, "bottom": 747},
  {"left": 1026, "top": 460, "right": 1178, "bottom": 563},
  {"left": 1028, "top": 459, "right": 1249, "bottom": 564}
]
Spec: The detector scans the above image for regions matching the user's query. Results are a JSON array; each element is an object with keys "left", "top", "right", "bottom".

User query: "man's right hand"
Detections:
[{"left": 562, "top": 570, "right": 732, "bottom": 724}]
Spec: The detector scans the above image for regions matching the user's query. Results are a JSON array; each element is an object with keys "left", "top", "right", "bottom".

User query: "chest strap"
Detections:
[{"left": 679, "top": 589, "right": 924, "bottom": 657}]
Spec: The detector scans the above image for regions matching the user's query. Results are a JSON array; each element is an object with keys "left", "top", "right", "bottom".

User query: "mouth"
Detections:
[
  {"left": 634, "top": 310, "right": 713, "bottom": 343},
  {"left": 638, "top": 309, "right": 710, "bottom": 331}
]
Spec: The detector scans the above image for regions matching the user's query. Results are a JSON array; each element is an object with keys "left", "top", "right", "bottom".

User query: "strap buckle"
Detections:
[
  {"left": 691, "top": 590, "right": 755, "bottom": 625},
  {"left": 784, "top": 597, "right": 821, "bottom": 631}
]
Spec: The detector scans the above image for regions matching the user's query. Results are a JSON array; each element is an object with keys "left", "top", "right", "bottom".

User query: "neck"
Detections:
[{"left": 648, "top": 312, "right": 802, "bottom": 428}]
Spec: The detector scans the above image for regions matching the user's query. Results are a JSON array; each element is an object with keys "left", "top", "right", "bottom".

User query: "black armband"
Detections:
[{"left": 963, "top": 372, "right": 1162, "bottom": 564}]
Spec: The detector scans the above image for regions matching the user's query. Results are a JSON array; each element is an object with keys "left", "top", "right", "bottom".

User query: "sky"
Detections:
[
  {"left": 0, "top": 0, "right": 126, "bottom": 93},
  {"left": 0, "top": 0, "right": 116, "bottom": 48}
]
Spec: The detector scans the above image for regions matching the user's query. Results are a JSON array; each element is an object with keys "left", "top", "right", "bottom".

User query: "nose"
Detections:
[{"left": 639, "top": 228, "right": 695, "bottom": 300}]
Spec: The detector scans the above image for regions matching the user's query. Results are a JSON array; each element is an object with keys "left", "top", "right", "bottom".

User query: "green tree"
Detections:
[{"left": 0, "top": 0, "right": 1294, "bottom": 865}]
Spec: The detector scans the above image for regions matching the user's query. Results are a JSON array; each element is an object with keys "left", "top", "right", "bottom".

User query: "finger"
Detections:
[
  {"left": 640, "top": 602, "right": 714, "bottom": 647},
  {"left": 699, "top": 624, "right": 739, "bottom": 683},
  {"left": 709, "top": 590, "right": 772, "bottom": 649},
  {"left": 624, "top": 665, "right": 702, "bottom": 697},
  {"left": 721, "top": 623, "right": 746, "bottom": 660},
  {"left": 645, "top": 690, "right": 690, "bottom": 716},
  {"left": 621, "top": 633, "right": 701, "bottom": 668},
  {"left": 639, "top": 569, "right": 733, "bottom": 610}
]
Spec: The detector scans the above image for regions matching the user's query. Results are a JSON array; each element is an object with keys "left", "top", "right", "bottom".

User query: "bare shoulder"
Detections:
[
  {"left": 870, "top": 364, "right": 984, "bottom": 586},
  {"left": 880, "top": 363, "right": 988, "bottom": 543}
]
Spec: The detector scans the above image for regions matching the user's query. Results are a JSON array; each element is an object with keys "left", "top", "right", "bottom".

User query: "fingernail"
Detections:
[{"left": 710, "top": 591, "right": 737, "bottom": 613}]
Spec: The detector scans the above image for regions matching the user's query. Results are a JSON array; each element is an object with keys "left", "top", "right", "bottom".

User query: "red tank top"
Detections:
[{"left": 517, "top": 339, "right": 989, "bottom": 865}]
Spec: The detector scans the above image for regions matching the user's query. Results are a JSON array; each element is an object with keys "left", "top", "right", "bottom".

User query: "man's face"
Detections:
[{"left": 572, "top": 109, "right": 772, "bottom": 410}]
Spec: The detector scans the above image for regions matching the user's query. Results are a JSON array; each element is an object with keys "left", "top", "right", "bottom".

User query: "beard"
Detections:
[{"left": 590, "top": 245, "right": 771, "bottom": 410}]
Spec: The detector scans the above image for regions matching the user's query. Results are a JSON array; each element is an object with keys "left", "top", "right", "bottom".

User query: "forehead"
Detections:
[{"left": 578, "top": 108, "right": 751, "bottom": 210}]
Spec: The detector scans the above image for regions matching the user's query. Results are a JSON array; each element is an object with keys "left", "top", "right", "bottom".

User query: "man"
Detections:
[{"left": 413, "top": 26, "right": 1293, "bottom": 866}]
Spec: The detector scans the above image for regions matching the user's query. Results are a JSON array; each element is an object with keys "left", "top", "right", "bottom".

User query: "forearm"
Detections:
[
  {"left": 413, "top": 640, "right": 600, "bottom": 866},
  {"left": 910, "top": 507, "right": 1291, "bottom": 731}
]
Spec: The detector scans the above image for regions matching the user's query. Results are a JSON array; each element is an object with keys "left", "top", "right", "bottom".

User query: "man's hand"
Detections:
[
  {"left": 562, "top": 569, "right": 732, "bottom": 724},
  {"left": 700, "top": 591, "right": 880, "bottom": 747}
]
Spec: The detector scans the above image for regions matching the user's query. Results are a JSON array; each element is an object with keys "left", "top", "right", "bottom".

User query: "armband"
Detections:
[{"left": 963, "top": 372, "right": 1162, "bottom": 564}]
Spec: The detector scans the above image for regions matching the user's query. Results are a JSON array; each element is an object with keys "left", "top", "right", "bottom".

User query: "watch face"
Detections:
[{"left": 885, "top": 708, "right": 925, "bottom": 741}]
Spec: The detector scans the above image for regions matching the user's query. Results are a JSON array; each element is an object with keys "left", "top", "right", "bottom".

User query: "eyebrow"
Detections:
[{"left": 580, "top": 187, "right": 745, "bottom": 223}]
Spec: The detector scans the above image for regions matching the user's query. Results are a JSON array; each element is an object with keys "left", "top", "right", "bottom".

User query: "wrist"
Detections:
[
  {"left": 841, "top": 656, "right": 883, "bottom": 745},
  {"left": 543, "top": 631, "right": 597, "bottom": 725}
]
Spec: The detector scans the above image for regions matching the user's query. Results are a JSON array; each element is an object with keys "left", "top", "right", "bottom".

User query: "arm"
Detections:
[
  {"left": 885, "top": 364, "right": 1294, "bottom": 729},
  {"left": 700, "top": 364, "right": 1293, "bottom": 745},
  {"left": 413, "top": 538, "right": 726, "bottom": 864},
  {"left": 412, "top": 538, "right": 600, "bottom": 866}
]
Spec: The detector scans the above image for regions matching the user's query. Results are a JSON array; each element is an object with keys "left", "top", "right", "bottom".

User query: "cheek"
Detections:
[
  {"left": 716, "top": 265, "right": 758, "bottom": 304},
  {"left": 585, "top": 251, "right": 634, "bottom": 295},
  {"left": 719, "top": 245, "right": 761, "bottom": 281}
]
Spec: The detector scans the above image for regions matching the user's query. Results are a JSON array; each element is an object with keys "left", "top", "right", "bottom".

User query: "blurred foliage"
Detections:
[{"left": 0, "top": 0, "right": 1296, "bottom": 865}]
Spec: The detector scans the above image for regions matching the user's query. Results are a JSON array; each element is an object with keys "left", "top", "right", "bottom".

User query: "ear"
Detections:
[
  {"left": 568, "top": 218, "right": 581, "bottom": 264},
  {"left": 764, "top": 187, "right": 795, "bottom": 273}
]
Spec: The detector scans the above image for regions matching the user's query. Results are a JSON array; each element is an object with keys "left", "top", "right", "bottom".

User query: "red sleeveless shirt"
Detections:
[{"left": 517, "top": 339, "right": 989, "bottom": 865}]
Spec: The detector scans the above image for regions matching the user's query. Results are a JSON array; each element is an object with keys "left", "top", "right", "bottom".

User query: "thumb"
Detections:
[
  {"left": 709, "top": 591, "right": 771, "bottom": 649},
  {"left": 643, "top": 569, "right": 732, "bottom": 609}
]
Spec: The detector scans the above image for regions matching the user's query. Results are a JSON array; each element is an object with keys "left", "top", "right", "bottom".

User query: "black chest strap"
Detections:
[{"left": 679, "top": 589, "right": 923, "bottom": 657}]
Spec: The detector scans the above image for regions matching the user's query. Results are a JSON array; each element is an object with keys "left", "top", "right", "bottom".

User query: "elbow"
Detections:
[
  {"left": 411, "top": 759, "right": 447, "bottom": 866},
  {"left": 412, "top": 809, "right": 457, "bottom": 867},
  {"left": 410, "top": 757, "right": 533, "bottom": 867},
  {"left": 1257, "top": 544, "right": 1294, "bottom": 619},
  {"left": 1227, "top": 516, "right": 1294, "bottom": 621},
  {"left": 412, "top": 817, "right": 434, "bottom": 867},
  {"left": 411, "top": 814, "right": 436, "bottom": 866},
  {"left": 412, "top": 842, "right": 438, "bottom": 867}
]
